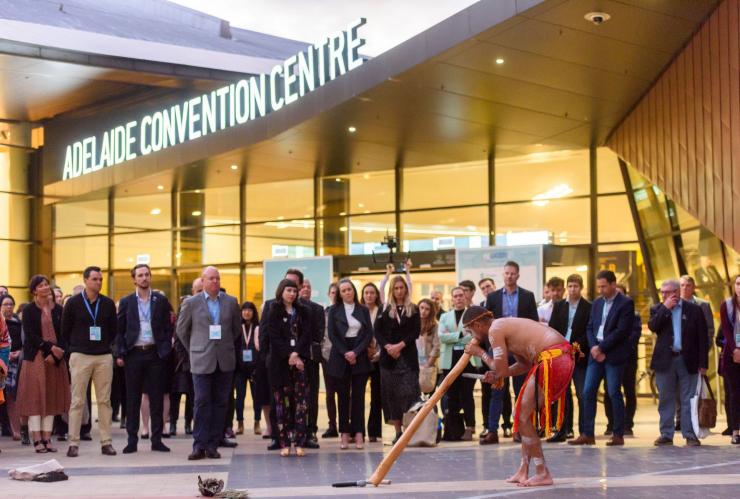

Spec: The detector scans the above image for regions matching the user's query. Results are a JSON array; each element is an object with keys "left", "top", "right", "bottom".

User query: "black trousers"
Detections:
[
  {"left": 605, "top": 347, "right": 638, "bottom": 431},
  {"left": 333, "top": 372, "right": 369, "bottom": 435},
  {"left": 124, "top": 348, "right": 167, "bottom": 445},
  {"left": 479, "top": 365, "right": 491, "bottom": 430},
  {"left": 170, "top": 392, "right": 193, "bottom": 426},
  {"left": 443, "top": 350, "right": 476, "bottom": 428},
  {"left": 320, "top": 360, "right": 338, "bottom": 427},
  {"left": 111, "top": 363, "right": 127, "bottom": 420},
  {"left": 367, "top": 362, "right": 382, "bottom": 438},
  {"left": 306, "top": 358, "right": 320, "bottom": 435}
]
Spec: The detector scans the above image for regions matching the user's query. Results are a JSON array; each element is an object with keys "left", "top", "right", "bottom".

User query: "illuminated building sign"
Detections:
[{"left": 61, "top": 18, "right": 366, "bottom": 181}]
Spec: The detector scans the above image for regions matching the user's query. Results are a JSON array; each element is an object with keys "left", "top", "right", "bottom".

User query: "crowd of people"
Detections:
[{"left": 0, "top": 259, "right": 738, "bottom": 460}]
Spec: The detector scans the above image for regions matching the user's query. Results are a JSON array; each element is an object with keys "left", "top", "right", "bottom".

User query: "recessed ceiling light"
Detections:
[
  {"left": 194, "top": 189, "right": 201, "bottom": 194},
  {"left": 191, "top": 210, "right": 202, "bottom": 216},
  {"left": 348, "top": 126, "right": 357, "bottom": 133},
  {"left": 584, "top": 12, "right": 610, "bottom": 25},
  {"left": 495, "top": 58, "right": 504, "bottom": 65},
  {"left": 150, "top": 208, "right": 161, "bottom": 215},
  {"left": 335, "top": 178, "right": 342, "bottom": 182},
  {"left": 156, "top": 185, "right": 164, "bottom": 190},
  {"left": 339, "top": 211, "right": 347, "bottom": 216},
  {"left": 230, "top": 164, "right": 238, "bottom": 170}
]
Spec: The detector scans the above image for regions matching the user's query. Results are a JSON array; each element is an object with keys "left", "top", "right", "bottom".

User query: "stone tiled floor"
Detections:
[{"left": 0, "top": 398, "right": 737, "bottom": 498}]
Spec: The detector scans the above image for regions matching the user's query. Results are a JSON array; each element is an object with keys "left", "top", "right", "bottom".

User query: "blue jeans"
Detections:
[
  {"left": 582, "top": 358, "right": 625, "bottom": 437},
  {"left": 192, "top": 368, "right": 233, "bottom": 452}
]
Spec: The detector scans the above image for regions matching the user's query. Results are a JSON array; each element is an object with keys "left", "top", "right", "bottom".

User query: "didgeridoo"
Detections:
[{"left": 367, "top": 338, "right": 480, "bottom": 486}]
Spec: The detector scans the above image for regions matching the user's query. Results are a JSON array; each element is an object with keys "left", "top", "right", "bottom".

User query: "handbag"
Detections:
[
  {"left": 418, "top": 365, "right": 438, "bottom": 394},
  {"left": 697, "top": 375, "right": 717, "bottom": 429}
]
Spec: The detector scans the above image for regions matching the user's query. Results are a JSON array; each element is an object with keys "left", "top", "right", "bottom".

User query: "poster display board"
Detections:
[
  {"left": 263, "top": 256, "right": 334, "bottom": 307},
  {"left": 455, "top": 246, "right": 544, "bottom": 306}
]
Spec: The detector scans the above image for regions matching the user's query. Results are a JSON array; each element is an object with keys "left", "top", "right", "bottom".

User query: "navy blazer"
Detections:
[
  {"left": 549, "top": 298, "right": 592, "bottom": 366},
  {"left": 116, "top": 291, "right": 174, "bottom": 360},
  {"left": 586, "top": 292, "right": 635, "bottom": 365},
  {"left": 485, "top": 287, "right": 539, "bottom": 321},
  {"left": 648, "top": 300, "right": 708, "bottom": 374},
  {"left": 326, "top": 303, "right": 373, "bottom": 378}
]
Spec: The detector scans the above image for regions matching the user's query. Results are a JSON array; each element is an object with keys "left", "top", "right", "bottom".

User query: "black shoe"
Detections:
[
  {"left": 624, "top": 429, "right": 634, "bottom": 437},
  {"left": 219, "top": 439, "right": 238, "bottom": 448},
  {"left": 675, "top": 422, "right": 681, "bottom": 431},
  {"left": 566, "top": 431, "right": 574, "bottom": 439},
  {"left": 119, "top": 421, "right": 126, "bottom": 429},
  {"left": 721, "top": 428, "right": 732, "bottom": 436},
  {"left": 184, "top": 423, "right": 192, "bottom": 435},
  {"left": 101, "top": 444, "right": 117, "bottom": 456},
  {"left": 141, "top": 433, "right": 149, "bottom": 440},
  {"left": 161, "top": 432, "right": 171, "bottom": 439},
  {"left": 122, "top": 443, "right": 138, "bottom": 454},
  {"left": 262, "top": 434, "right": 272, "bottom": 439},
  {"left": 21, "top": 428, "right": 31, "bottom": 446},
  {"left": 604, "top": 429, "right": 613, "bottom": 436},
  {"left": 322, "top": 426, "right": 339, "bottom": 438},
  {"left": 67, "top": 445, "right": 79, "bottom": 457},
  {"left": 80, "top": 433, "right": 93, "bottom": 441},
  {"left": 685, "top": 437, "right": 701, "bottom": 447},
  {"left": 188, "top": 449, "right": 206, "bottom": 460},
  {"left": 152, "top": 442, "right": 171, "bottom": 452},
  {"left": 267, "top": 440, "right": 281, "bottom": 451},
  {"left": 653, "top": 436, "right": 673, "bottom": 446},
  {"left": 169, "top": 423, "right": 177, "bottom": 437},
  {"left": 112, "top": 415, "right": 120, "bottom": 423},
  {"left": 732, "top": 435, "right": 740, "bottom": 445},
  {"left": 304, "top": 439, "right": 320, "bottom": 449},
  {"left": 503, "top": 428, "right": 513, "bottom": 438},
  {"left": 546, "top": 433, "right": 567, "bottom": 443},
  {"left": 392, "top": 432, "right": 403, "bottom": 444},
  {"left": 206, "top": 449, "right": 221, "bottom": 459}
]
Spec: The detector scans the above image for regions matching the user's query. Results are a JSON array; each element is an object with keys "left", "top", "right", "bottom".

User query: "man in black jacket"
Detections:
[
  {"left": 61, "top": 266, "right": 117, "bottom": 458},
  {"left": 649, "top": 279, "right": 708, "bottom": 447},
  {"left": 484, "top": 260, "right": 538, "bottom": 438},
  {"left": 547, "top": 274, "right": 591, "bottom": 442},
  {"left": 115, "top": 264, "right": 174, "bottom": 454}
]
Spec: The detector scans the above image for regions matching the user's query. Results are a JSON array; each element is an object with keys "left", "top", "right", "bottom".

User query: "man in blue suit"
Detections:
[
  {"left": 569, "top": 270, "right": 634, "bottom": 447},
  {"left": 116, "top": 264, "right": 174, "bottom": 454}
]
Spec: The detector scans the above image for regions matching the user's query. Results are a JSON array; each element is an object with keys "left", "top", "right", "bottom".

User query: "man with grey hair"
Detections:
[
  {"left": 176, "top": 266, "right": 241, "bottom": 460},
  {"left": 649, "top": 278, "right": 708, "bottom": 447}
]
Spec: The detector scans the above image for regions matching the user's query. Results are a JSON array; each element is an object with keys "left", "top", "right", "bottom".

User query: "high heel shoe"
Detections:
[
  {"left": 340, "top": 433, "right": 349, "bottom": 450},
  {"left": 354, "top": 433, "right": 364, "bottom": 449}
]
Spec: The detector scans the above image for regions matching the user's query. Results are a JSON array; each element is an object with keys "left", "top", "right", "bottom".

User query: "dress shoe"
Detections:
[
  {"left": 685, "top": 437, "right": 701, "bottom": 447},
  {"left": 512, "top": 432, "right": 521, "bottom": 443},
  {"left": 152, "top": 442, "right": 171, "bottom": 452},
  {"left": 122, "top": 443, "right": 138, "bottom": 454},
  {"left": 653, "top": 436, "right": 673, "bottom": 446},
  {"left": 606, "top": 435, "right": 624, "bottom": 446},
  {"left": 566, "top": 431, "right": 574, "bottom": 439},
  {"left": 101, "top": 444, "right": 117, "bottom": 455},
  {"left": 368, "top": 436, "right": 378, "bottom": 443},
  {"left": 322, "top": 426, "right": 339, "bottom": 438},
  {"left": 461, "top": 428, "right": 474, "bottom": 441},
  {"left": 568, "top": 435, "right": 595, "bottom": 445},
  {"left": 184, "top": 422, "right": 192, "bottom": 435},
  {"left": 236, "top": 421, "right": 244, "bottom": 435},
  {"left": 624, "top": 429, "right": 634, "bottom": 437},
  {"left": 57, "top": 434, "right": 68, "bottom": 442},
  {"left": 503, "top": 428, "right": 513, "bottom": 438},
  {"left": 262, "top": 434, "right": 272, "bottom": 439},
  {"left": 304, "top": 438, "right": 320, "bottom": 449},
  {"left": 603, "top": 429, "right": 613, "bottom": 436},
  {"left": 224, "top": 428, "right": 236, "bottom": 439},
  {"left": 721, "top": 428, "right": 732, "bottom": 436},
  {"left": 732, "top": 435, "right": 740, "bottom": 445},
  {"left": 479, "top": 432, "right": 499, "bottom": 445},
  {"left": 188, "top": 449, "right": 206, "bottom": 460},
  {"left": 67, "top": 445, "right": 79, "bottom": 457},
  {"left": 480, "top": 429, "right": 490, "bottom": 438},
  {"left": 219, "top": 439, "right": 238, "bottom": 448},
  {"left": 267, "top": 440, "right": 281, "bottom": 451},
  {"left": 206, "top": 449, "right": 221, "bottom": 459},
  {"left": 141, "top": 433, "right": 149, "bottom": 440},
  {"left": 161, "top": 431, "right": 171, "bottom": 439},
  {"left": 80, "top": 433, "right": 93, "bottom": 441},
  {"left": 169, "top": 423, "right": 177, "bottom": 437},
  {"left": 546, "top": 433, "right": 567, "bottom": 443}
]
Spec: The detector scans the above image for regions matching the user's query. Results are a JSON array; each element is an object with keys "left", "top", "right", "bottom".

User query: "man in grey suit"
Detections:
[{"left": 176, "top": 266, "right": 241, "bottom": 460}]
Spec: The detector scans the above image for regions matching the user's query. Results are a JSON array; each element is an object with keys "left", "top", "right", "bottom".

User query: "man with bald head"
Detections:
[{"left": 176, "top": 266, "right": 241, "bottom": 460}]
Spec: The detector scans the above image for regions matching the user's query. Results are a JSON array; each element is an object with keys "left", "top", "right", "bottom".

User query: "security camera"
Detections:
[{"left": 584, "top": 12, "right": 610, "bottom": 25}]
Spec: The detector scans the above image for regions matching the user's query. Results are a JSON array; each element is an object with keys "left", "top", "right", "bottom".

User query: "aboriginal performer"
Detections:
[{"left": 462, "top": 306, "right": 575, "bottom": 487}]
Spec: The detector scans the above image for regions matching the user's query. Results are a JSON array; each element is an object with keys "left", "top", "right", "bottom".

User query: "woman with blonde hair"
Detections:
[
  {"left": 374, "top": 275, "right": 421, "bottom": 443},
  {"left": 417, "top": 298, "right": 440, "bottom": 394}
]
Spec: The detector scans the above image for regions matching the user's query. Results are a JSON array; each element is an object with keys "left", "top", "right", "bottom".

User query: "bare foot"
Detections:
[
  {"left": 518, "top": 468, "right": 553, "bottom": 487},
  {"left": 506, "top": 466, "right": 529, "bottom": 484}
]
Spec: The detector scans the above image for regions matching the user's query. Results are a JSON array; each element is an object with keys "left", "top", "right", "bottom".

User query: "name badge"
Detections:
[
  {"left": 290, "top": 338, "right": 296, "bottom": 347},
  {"left": 453, "top": 345, "right": 465, "bottom": 351},
  {"left": 735, "top": 332, "right": 740, "bottom": 345},
  {"left": 209, "top": 325, "right": 222, "bottom": 340},
  {"left": 140, "top": 322, "right": 153, "bottom": 342},
  {"left": 242, "top": 349, "right": 253, "bottom": 362},
  {"left": 597, "top": 325, "right": 605, "bottom": 341},
  {"left": 89, "top": 326, "right": 102, "bottom": 342}
]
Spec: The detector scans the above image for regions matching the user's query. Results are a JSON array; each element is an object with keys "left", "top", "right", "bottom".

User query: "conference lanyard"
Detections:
[
  {"left": 242, "top": 323, "right": 254, "bottom": 348},
  {"left": 83, "top": 295, "right": 100, "bottom": 326}
]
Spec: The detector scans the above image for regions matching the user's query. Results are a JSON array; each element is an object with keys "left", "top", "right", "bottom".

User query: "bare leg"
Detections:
[
  {"left": 517, "top": 382, "right": 553, "bottom": 487},
  {"left": 162, "top": 395, "right": 170, "bottom": 424},
  {"left": 262, "top": 405, "right": 271, "bottom": 436}
]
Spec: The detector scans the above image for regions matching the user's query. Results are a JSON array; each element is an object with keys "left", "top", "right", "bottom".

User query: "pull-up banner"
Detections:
[{"left": 60, "top": 18, "right": 366, "bottom": 181}]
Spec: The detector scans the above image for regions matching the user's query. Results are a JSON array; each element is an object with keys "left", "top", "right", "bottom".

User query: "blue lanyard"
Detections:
[
  {"left": 137, "top": 291, "right": 151, "bottom": 322},
  {"left": 83, "top": 294, "right": 100, "bottom": 326}
]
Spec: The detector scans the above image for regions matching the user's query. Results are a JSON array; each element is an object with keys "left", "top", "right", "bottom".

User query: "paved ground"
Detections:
[{"left": 0, "top": 398, "right": 737, "bottom": 498}]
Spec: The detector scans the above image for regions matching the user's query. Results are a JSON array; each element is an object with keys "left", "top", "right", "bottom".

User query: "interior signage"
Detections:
[{"left": 61, "top": 18, "right": 366, "bottom": 181}]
